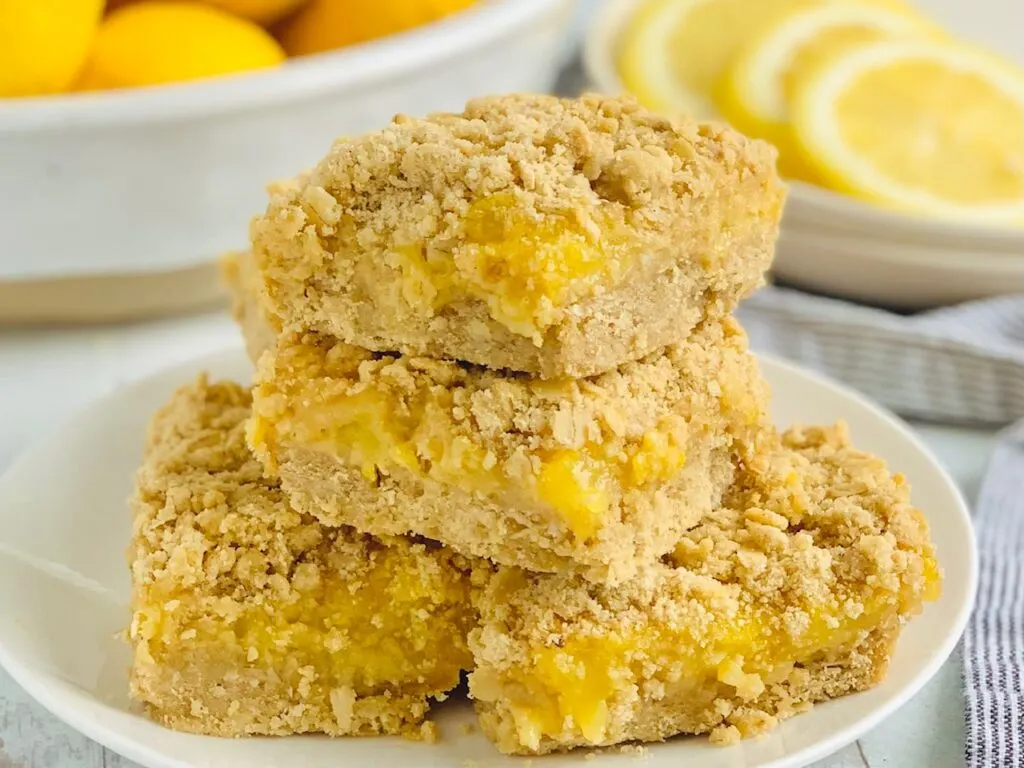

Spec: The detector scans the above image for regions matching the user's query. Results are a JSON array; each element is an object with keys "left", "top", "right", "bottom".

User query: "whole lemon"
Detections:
[
  {"left": 77, "top": 1, "right": 286, "bottom": 91},
  {"left": 280, "top": 0, "right": 477, "bottom": 57},
  {"left": 201, "top": 0, "right": 308, "bottom": 25},
  {"left": 0, "top": 0, "right": 104, "bottom": 97}
]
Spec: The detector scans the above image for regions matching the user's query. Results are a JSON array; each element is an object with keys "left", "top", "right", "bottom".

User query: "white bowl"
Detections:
[
  {"left": 0, "top": 0, "right": 575, "bottom": 283},
  {"left": 582, "top": 0, "right": 1024, "bottom": 309},
  {"left": 775, "top": 221, "right": 1024, "bottom": 307}
]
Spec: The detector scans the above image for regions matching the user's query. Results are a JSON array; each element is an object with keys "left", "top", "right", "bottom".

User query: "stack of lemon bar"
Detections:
[{"left": 128, "top": 94, "right": 941, "bottom": 754}]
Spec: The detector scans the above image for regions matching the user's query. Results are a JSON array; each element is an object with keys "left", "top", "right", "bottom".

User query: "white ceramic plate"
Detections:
[
  {"left": 582, "top": 0, "right": 1024, "bottom": 309},
  {"left": 0, "top": 349, "right": 975, "bottom": 768}
]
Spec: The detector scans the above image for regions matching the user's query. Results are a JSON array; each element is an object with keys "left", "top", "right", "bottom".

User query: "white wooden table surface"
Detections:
[{"left": 0, "top": 310, "right": 995, "bottom": 767}]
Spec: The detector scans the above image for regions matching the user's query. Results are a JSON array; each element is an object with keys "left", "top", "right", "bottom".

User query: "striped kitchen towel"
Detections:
[
  {"left": 963, "top": 419, "right": 1024, "bottom": 767},
  {"left": 738, "top": 287, "right": 1024, "bottom": 426}
]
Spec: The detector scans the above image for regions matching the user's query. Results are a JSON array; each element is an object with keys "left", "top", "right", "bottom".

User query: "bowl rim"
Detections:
[
  {"left": 583, "top": 0, "right": 1024, "bottom": 245},
  {"left": 0, "top": 0, "right": 560, "bottom": 131}
]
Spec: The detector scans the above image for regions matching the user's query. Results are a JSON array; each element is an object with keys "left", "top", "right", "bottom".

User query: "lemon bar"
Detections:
[
  {"left": 468, "top": 424, "right": 941, "bottom": 754},
  {"left": 250, "top": 93, "right": 784, "bottom": 378},
  {"left": 129, "top": 377, "right": 474, "bottom": 738},
  {"left": 248, "top": 317, "right": 768, "bottom": 584}
]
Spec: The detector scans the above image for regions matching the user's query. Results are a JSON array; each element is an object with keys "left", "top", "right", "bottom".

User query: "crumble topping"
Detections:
[
  {"left": 471, "top": 423, "right": 935, "bottom": 645},
  {"left": 254, "top": 92, "right": 779, "bottom": 270},
  {"left": 131, "top": 376, "right": 461, "bottom": 602}
]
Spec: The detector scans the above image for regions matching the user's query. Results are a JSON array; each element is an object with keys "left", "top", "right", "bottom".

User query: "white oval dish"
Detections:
[
  {"left": 0, "top": 0, "right": 574, "bottom": 282},
  {"left": 583, "top": 0, "right": 1024, "bottom": 309},
  {"left": 0, "top": 348, "right": 975, "bottom": 768}
]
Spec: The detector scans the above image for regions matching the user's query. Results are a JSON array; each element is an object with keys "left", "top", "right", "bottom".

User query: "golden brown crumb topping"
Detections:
[
  {"left": 131, "top": 376, "right": 395, "bottom": 600},
  {"left": 252, "top": 316, "right": 763, "bottom": 472},
  {"left": 680, "top": 422, "right": 935, "bottom": 600},
  {"left": 130, "top": 376, "right": 473, "bottom": 661},
  {"left": 250, "top": 93, "right": 783, "bottom": 360},
  {"left": 472, "top": 423, "right": 938, "bottom": 649},
  {"left": 254, "top": 93, "right": 779, "bottom": 267}
]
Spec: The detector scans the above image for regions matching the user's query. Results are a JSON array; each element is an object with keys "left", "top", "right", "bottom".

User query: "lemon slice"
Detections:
[
  {"left": 618, "top": 0, "right": 817, "bottom": 118},
  {"left": 717, "top": 2, "right": 937, "bottom": 179},
  {"left": 792, "top": 40, "right": 1024, "bottom": 222}
]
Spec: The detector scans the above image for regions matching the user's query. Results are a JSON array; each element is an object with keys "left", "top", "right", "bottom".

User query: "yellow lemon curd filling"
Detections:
[
  {"left": 388, "top": 195, "right": 630, "bottom": 342},
  {"left": 133, "top": 543, "right": 474, "bottom": 698},
  {"left": 487, "top": 562, "right": 941, "bottom": 750},
  {"left": 252, "top": 372, "right": 689, "bottom": 541}
]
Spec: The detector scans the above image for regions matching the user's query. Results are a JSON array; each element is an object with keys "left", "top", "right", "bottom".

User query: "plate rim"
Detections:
[{"left": 0, "top": 347, "right": 978, "bottom": 768}]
